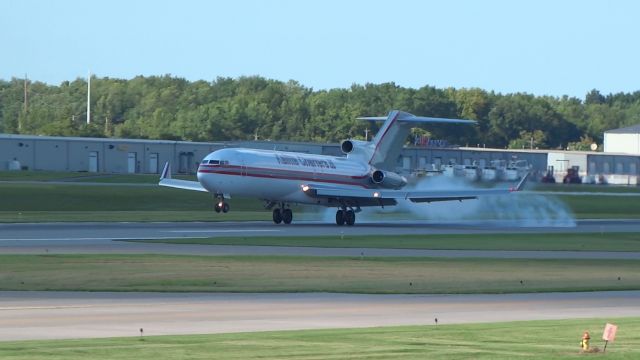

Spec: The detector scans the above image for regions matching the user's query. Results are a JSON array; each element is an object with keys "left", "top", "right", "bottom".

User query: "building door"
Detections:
[
  {"left": 178, "top": 152, "right": 194, "bottom": 174},
  {"left": 402, "top": 156, "right": 411, "bottom": 171},
  {"left": 418, "top": 157, "right": 426, "bottom": 169},
  {"left": 127, "top": 152, "right": 137, "bottom": 173},
  {"left": 89, "top": 152, "right": 99, "bottom": 172},
  {"left": 149, "top": 153, "right": 159, "bottom": 174}
]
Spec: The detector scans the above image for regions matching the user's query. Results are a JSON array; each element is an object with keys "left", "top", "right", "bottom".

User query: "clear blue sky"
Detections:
[{"left": 1, "top": 0, "right": 638, "bottom": 98}]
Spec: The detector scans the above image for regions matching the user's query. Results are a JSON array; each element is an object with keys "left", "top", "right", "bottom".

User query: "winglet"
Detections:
[
  {"left": 511, "top": 172, "right": 530, "bottom": 192},
  {"left": 160, "top": 162, "right": 172, "bottom": 180}
]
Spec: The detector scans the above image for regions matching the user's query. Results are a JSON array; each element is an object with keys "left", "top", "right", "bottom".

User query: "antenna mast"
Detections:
[
  {"left": 87, "top": 70, "right": 91, "bottom": 124},
  {"left": 20, "top": 74, "right": 28, "bottom": 131}
]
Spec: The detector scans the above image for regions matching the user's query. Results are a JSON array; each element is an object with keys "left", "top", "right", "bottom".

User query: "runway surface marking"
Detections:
[
  {"left": 165, "top": 229, "right": 281, "bottom": 233},
  {"left": 0, "top": 236, "right": 209, "bottom": 242},
  {"left": 1, "top": 291, "right": 639, "bottom": 341}
]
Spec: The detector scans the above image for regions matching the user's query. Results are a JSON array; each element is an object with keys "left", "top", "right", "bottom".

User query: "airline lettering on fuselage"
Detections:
[{"left": 275, "top": 154, "right": 336, "bottom": 169}]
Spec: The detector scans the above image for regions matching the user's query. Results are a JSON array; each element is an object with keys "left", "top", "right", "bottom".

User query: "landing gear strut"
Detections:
[
  {"left": 336, "top": 208, "right": 355, "bottom": 226},
  {"left": 272, "top": 204, "right": 293, "bottom": 224}
]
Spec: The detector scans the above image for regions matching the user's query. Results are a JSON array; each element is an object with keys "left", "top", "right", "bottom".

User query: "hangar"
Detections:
[
  {"left": 0, "top": 134, "right": 336, "bottom": 175},
  {"left": 604, "top": 124, "right": 640, "bottom": 155},
  {"left": 1, "top": 133, "right": 639, "bottom": 185}
]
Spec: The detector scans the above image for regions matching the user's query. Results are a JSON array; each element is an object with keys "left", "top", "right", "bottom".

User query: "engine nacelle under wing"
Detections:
[{"left": 371, "top": 169, "right": 407, "bottom": 189}]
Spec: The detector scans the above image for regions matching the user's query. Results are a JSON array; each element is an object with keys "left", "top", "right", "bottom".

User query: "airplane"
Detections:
[{"left": 159, "top": 110, "right": 528, "bottom": 225}]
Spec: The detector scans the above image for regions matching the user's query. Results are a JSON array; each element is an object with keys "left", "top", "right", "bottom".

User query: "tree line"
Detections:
[{"left": 1, "top": 75, "right": 639, "bottom": 150}]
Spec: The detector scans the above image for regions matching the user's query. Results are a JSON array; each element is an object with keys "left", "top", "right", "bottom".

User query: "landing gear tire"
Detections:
[
  {"left": 282, "top": 209, "right": 293, "bottom": 224},
  {"left": 335, "top": 209, "right": 345, "bottom": 226},
  {"left": 345, "top": 210, "right": 356, "bottom": 226},
  {"left": 214, "top": 203, "right": 221, "bottom": 213},
  {"left": 222, "top": 202, "right": 230, "bottom": 213},
  {"left": 272, "top": 208, "right": 283, "bottom": 224}
]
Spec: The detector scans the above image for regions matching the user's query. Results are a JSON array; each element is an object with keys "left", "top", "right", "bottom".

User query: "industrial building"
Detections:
[
  {"left": 604, "top": 124, "right": 640, "bottom": 155},
  {"left": 1, "top": 132, "right": 639, "bottom": 185}
]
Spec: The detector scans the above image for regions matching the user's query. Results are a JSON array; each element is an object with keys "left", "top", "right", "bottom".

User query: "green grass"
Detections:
[
  {"left": 0, "top": 211, "right": 269, "bottom": 222},
  {"left": 0, "top": 170, "right": 101, "bottom": 181},
  {"left": 0, "top": 170, "right": 193, "bottom": 183},
  {"left": 0, "top": 183, "right": 262, "bottom": 212},
  {"left": 138, "top": 232, "right": 640, "bottom": 252},
  {"left": 1, "top": 181, "right": 639, "bottom": 222},
  {"left": 556, "top": 194, "right": 640, "bottom": 219},
  {"left": 2, "top": 254, "right": 639, "bottom": 293},
  {"left": 1, "top": 318, "right": 639, "bottom": 359}
]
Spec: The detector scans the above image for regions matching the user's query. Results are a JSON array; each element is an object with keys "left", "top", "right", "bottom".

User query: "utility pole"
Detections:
[
  {"left": 87, "top": 70, "right": 91, "bottom": 124},
  {"left": 20, "top": 74, "right": 28, "bottom": 131},
  {"left": 23, "top": 74, "right": 28, "bottom": 113}
]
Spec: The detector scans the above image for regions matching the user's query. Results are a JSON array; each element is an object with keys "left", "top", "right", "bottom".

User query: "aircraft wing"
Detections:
[
  {"left": 158, "top": 162, "right": 208, "bottom": 192},
  {"left": 303, "top": 173, "right": 529, "bottom": 205}
]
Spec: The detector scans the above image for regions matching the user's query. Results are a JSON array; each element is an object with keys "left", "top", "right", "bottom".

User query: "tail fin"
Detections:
[{"left": 358, "top": 110, "right": 475, "bottom": 170}]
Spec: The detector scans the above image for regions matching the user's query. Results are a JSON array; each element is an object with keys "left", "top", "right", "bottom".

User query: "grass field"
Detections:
[
  {"left": 1, "top": 181, "right": 640, "bottom": 222},
  {"left": 2, "top": 254, "right": 639, "bottom": 293},
  {"left": 1, "top": 317, "right": 638, "bottom": 359},
  {"left": 0, "top": 210, "right": 269, "bottom": 222},
  {"left": 3, "top": 170, "right": 640, "bottom": 191},
  {"left": 2, "top": 170, "right": 640, "bottom": 222},
  {"left": 138, "top": 232, "right": 640, "bottom": 252},
  {"left": 0, "top": 170, "right": 193, "bottom": 183}
]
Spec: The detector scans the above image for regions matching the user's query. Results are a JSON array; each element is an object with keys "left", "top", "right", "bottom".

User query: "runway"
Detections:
[
  {"left": 2, "top": 220, "right": 639, "bottom": 342},
  {"left": 2, "top": 291, "right": 640, "bottom": 341},
  {"left": 3, "top": 218, "right": 640, "bottom": 241},
  {"left": 1, "top": 219, "right": 640, "bottom": 258}
]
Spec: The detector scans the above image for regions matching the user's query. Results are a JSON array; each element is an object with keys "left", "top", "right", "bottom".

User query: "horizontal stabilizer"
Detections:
[
  {"left": 358, "top": 112, "right": 476, "bottom": 125},
  {"left": 362, "top": 110, "right": 476, "bottom": 170}
]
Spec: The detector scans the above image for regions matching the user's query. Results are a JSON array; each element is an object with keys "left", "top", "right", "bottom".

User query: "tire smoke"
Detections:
[{"left": 320, "top": 176, "right": 576, "bottom": 227}]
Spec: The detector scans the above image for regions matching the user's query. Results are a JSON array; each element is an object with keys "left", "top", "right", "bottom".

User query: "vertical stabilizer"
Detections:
[{"left": 357, "top": 110, "right": 476, "bottom": 170}]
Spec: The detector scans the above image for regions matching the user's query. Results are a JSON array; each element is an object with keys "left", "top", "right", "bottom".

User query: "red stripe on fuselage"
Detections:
[
  {"left": 198, "top": 166, "right": 371, "bottom": 188},
  {"left": 199, "top": 164, "right": 370, "bottom": 179}
]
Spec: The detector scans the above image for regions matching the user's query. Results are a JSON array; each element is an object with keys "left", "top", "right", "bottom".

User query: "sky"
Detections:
[{"left": 1, "top": 0, "right": 639, "bottom": 98}]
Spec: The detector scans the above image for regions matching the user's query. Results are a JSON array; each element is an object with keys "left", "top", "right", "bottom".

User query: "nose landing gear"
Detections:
[{"left": 214, "top": 196, "right": 229, "bottom": 213}]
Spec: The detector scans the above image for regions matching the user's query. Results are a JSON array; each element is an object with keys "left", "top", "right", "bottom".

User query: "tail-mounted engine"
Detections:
[
  {"left": 340, "top": 139, "right": 375, "bottom": 161},
  {"left": 371, "top": 169, "right": 407, "bottom": 189},
  {"left": 340, "top": 140, "right": 355, "bottom": 154}
]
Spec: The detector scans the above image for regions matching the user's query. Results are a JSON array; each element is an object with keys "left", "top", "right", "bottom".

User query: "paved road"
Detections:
[
  {"left": 3, "top": 219, "right": 639, "bottom": 241},
  {"left": 2, "top": 219, "right": 640, "bottom": 259},
  {"left": 1, "top": 291, "right": 639, "bottom": 341},
  {"left": 1, "top": 221, "right": 639, "bottom": 342}
]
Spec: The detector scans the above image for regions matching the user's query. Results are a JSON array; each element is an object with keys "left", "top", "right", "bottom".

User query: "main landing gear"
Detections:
[
  {"left": 272, "top": 204, "right": 293, "bottom": 225},
  {"left": 335, "top": 207, "right": 356, "bottom": 226}
]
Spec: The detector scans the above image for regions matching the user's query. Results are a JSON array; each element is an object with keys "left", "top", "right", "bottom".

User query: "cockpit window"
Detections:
[{"left": 201, "top": 159, "right": 227, "bottom": 166}]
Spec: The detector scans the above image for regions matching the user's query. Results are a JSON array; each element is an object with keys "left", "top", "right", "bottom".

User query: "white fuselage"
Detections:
[{"left": 197, "top": 148, "right": 372, "bottom": 205}]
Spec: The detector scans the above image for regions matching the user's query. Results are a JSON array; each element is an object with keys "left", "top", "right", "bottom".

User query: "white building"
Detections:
[{"left": 604, "top": 124, "right": 640, "bottom": 155}]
